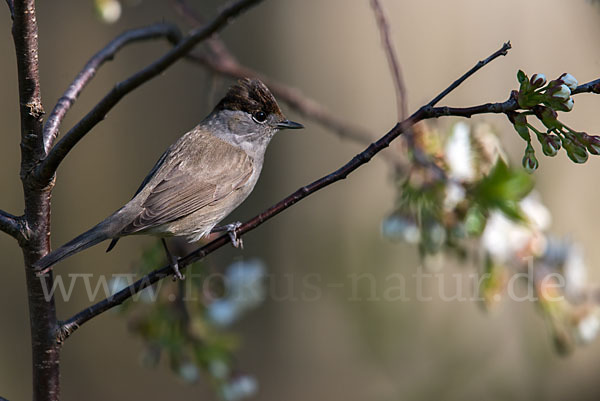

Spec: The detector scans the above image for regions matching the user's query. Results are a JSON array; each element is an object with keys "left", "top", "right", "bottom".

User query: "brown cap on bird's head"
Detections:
[{"left": 215, "top": 78, "right": 284, "bottom": 118}]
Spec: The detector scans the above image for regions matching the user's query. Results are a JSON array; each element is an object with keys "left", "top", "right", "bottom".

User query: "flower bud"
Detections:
[
  {"left": 562, "top": 137, "right": 589, "bottom": 164},
  {"left": 530, "top": 73, "right": 547, "bottom": 89},
  {"left": 558, "top": 97, "right": 574, "bottom": 112},
  {"left": 522, "top": 153, "right": 538, "bottom": 172},
  {"left": 541, "top": 135, "right": 561, "bottom": 157},
  {"left": 551, "top": 84, "right": 571, "bottom": 101},
  {"left": 522, "top": 144, "right": 538, "bottom": 172},
  {"left": 559, "top": 73, "right": 578, "bottom": 91},
  {"left": 580, "top": 133, "right": 600, "bottom": 155}
]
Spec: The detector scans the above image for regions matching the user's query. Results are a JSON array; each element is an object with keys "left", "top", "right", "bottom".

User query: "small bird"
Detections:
[{"left": 35, "top": 78, "right": 303, "bottom": 278}]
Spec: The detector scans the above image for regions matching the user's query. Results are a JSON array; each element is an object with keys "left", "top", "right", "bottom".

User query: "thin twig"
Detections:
[
  {"left": 57, "top": 43, "right": 517, "bottom": 339},
  {"left": 36, "top": 0, "right": 263, "bottom": 184},
  {"left": 0, "top": 209, "right": 25, "bottom": 241},
  {"left": 42, "top": 23, "right": 182, "bottom": 155},
  {"left": 571, "top": 78, "right": 600, "bottom": 95},
  {"left": 370, "top": 0, "right": 408, "bottom": 121},
  {"left": 427, "top": 41, "right": 512, "bottom": 107}
]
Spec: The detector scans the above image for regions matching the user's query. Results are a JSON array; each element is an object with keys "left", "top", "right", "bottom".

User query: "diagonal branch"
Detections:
[
  {"left": 35, "top": 0, "right": 263, "bottom": 184},
  {"left": 57, "top": 42, "right": 516, "bottom": 340},
  {"left": 572, "top": 78, "right": 600, "bottom": 95},
  {"left": 42, "top": 23, "right": 182, "bottom": 155},
  {"left": 427, "top": 41, "right": 512, "bottom": 107},
  {"left": 0, "top": 209, "right": 25, "bottom": 241},
  {"left": 370, "top": 0, "right": 408, "bottom": 121}
]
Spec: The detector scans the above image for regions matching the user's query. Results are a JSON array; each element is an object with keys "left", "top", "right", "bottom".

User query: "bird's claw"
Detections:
[
  {"left": 171, "top": 261, "right": 185, "bottom": 281},
  {"left": 161, "top": 238, "right": 185, "bottom": 280},
  {"left": 225, "top": 221, "right": 243, "bottom": 249},
  {"left": 213, "top": 221, "right": 243, "bottom": 249}
]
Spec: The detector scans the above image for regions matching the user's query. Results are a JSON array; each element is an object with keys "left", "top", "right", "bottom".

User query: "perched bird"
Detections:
[{"left": 35, "top": 78, "right": 303, "bottom": 278}]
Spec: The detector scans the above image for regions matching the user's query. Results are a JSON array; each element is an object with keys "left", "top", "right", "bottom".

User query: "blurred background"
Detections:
[{"left": 1, "top": 0, "right": 600, "bottom": 400}]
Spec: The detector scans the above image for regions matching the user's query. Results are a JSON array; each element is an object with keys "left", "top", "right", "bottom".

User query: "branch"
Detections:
[
  {"left": 0, "top": 209, "right": 25, "bottom": 241},
  {"left": 13, "top": 0, "right": 45, "bottom": 168},
  {"left": 58, "top": 42, "right": 516, "bottom": 339},
  {"left": 35, "top": 0, "right": 263, "bottom": 184},
  {"left": 572, "top": 78, "right": 600, "bottom": 95},
  {"left": 427, "top": 41, "right": 512, "bottom": 107},
  {"left": 11, "top": 1, "right": 61, "bottom": 400},
  {"left": 42, "top": 23, "right": 182, "bottom": 155},
  {"left": 370, "top": 0, "right": 408, "bottom": 120}
]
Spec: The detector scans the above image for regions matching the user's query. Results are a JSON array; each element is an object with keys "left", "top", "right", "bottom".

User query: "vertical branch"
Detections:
[
  {"left": 370, "top": 0, "right": 408, "bottom": 121},
  {"left": 11, "top": 1, "right": 60, "bottom": 400}
]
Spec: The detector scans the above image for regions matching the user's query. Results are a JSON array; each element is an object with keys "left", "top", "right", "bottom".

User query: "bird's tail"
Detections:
[{"left": 34, "top": 222, "right": 113, "bottom": 276}]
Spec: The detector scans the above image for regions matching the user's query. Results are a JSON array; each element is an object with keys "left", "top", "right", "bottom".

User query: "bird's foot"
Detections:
[
  {"left": 161, "top": 238, "right": 185, "bottom": 281},
  {"left": 170, "top": 260, "right": 185, "bottom": 281},
  {"left": 212, "top": 221, "right": 243, "bottom": 249}
]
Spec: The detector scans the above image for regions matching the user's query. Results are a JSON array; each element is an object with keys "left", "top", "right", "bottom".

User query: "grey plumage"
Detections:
[{"left": 35, "top": 78, "right": 303, "bottom": 274}]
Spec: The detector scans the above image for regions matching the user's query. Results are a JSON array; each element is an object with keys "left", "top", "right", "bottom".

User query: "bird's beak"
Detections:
[{"left": 277, "top": 120, "right": 304, "bottom": 130}]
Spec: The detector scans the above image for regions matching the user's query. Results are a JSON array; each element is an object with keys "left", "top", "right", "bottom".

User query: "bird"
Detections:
[{"left": 34, "top": 78, "right": 303, "bottom": 278}]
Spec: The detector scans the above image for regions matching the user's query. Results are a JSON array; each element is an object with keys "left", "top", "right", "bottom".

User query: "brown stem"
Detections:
[
  {"left": 0, "top": 209, "right": 25, "bottom": 241},
  {"left": 42, "top": 22, "right": 182, "bottom": 155},
  {"left": 571, "top": 78, "right": 600, "bottom": 95},
  {"left": 58, "top": 40, "right": 519, "bottom": 338},
  {"left": 427, "top": 41, "right": 512, "bottom": 107},
  {"left": 370, "top": 0, "right": 408, "bottom": 121},
  {"left": 35, "top": 0, "right": 263, "bottom": 184},
  {"left": 11, "top": 1, "right": 60, "bottom": 400}
]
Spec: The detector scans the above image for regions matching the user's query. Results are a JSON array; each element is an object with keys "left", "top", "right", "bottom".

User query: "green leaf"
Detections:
[
  {"left": 517, "top": 69, "right": 527, "bottom": 84},
  {"left": 512, "top": 114, "right": 531, "bottom": 141},
  {"left": 471, "top": 160, "right": 534, "bottom": 221},
  {"left": 464, "top": 206, "right": 486, "bottom": 236}
]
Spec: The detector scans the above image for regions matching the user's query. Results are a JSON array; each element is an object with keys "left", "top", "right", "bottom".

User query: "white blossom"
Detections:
[
  {"left": 562, "top": 97, "right": 574, "bottom": 111},
  {"left": 559, "top": 73, "right": 578, "bottom": 91},
  {"left": 530, "top": 73, "right": 547, "bottom": 88},
  {"left": 552, "top": 84, "right": 571, "bottom": 101},
  {"left": 222, "top": 375, "right": 258, "bottom": 401},
  {"left": 576, "top": 312, "right": 600, "bottom": 344},
  {"left": 381, "top": 215, "right": 420, "bottom": 244},
  {"left": 207, "top": 260, "right": 266, "bottom": 327},
  {"left": 178, "top": 362, "right": 200, "bottom": 383},
  {"left": 445, "top": 122, "right": 475, "bottom": 181},
  {"left": 482, "top": 194, "right": 550, "bottom": 262},
  {"left": 95, "top": 0, "right": 122, "bottom": 24}
]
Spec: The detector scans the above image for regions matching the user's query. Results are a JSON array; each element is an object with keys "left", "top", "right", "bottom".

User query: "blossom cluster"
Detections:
[
  {"left": 511, "top": 71, "right": 600, "bottom": 171},
  {"left": 383, "top": 122, "right": 600, "bottom": 352}
]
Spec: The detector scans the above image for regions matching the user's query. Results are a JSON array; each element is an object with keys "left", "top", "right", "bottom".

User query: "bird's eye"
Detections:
[{"left": 252, "top": 111, "right": 267, "bottom": 123}]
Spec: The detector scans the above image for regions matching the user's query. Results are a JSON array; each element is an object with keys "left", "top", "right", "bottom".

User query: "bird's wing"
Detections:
[
  {"left": 105, "top": 149, "right": 171, "bottom": 251},
  {"left": 122, "top": 137, "right": 254, "bottom": 235}
]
